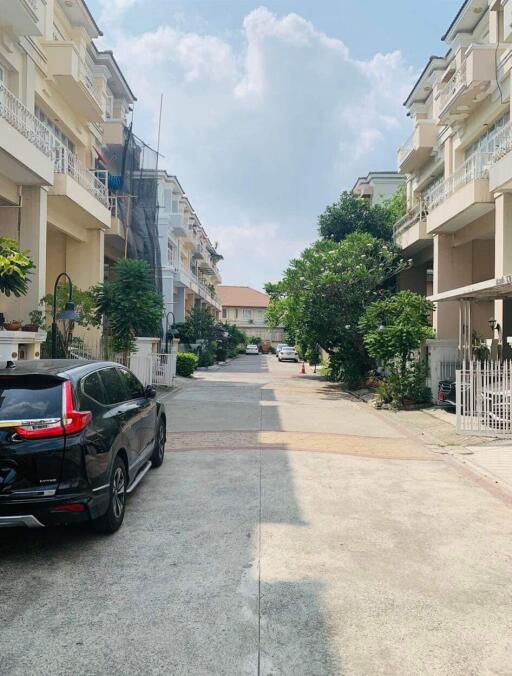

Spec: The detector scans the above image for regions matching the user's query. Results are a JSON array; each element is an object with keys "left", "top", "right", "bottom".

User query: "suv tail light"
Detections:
[{"left": 15, "top": 381, "right": 91, "bottom": 440}]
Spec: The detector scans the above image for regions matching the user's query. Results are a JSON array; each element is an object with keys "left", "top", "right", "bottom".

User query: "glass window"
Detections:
[
  {"left": 0, "top": 376, "right": 62, "bottom": 420},
  {"left": 117, "top": 369, "right": 144, "bottom": 400},
  {"left": 465, "top": 111, "right": 510, "bottom": 160},
  {"left": 35, "top": 106, "right": 75, "bottom": 154},
  {"left": 80, "top": 371, "right": 107, "bottom": 407},
  {"left": 222, "top": 308, "right": 227, "bottom": 318},
  {"left": 99, "top": 368, "right": 128, "bottom": 405},
  {"left": 243, "top": 309, "right": 252, "bottom": 319}
]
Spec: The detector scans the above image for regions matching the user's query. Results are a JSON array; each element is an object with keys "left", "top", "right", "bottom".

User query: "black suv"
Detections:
[{"left": 0, "top": 360, "right": 166, "bottom": 534}]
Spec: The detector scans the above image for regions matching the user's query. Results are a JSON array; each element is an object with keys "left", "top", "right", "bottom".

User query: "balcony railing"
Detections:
[
  {"left": 398, "top": 130, "right": 414, "bottom": 165},
  {"left": 439, "top": 60, "right": 466, "bottom": 112},
  {"left": 78, "top": 58, "right": 103, "bottom": 108},
  {"left": 25, "top": 0, "right": 38, "bottom": 13},
  {"left": 0, "top": 83, "right": 52, "bottom": 157},
  {"left": 393, "top": 202, "right": 427, "bottom": 240},
  {"left": 53, "top": 142, "right": 109, "bottom": 207},
  {"left": 423, "top": 152, "right": 492, "bottom": 211},
  {"left": 492, "top": 121, "right": 512, "bottom": 163}
]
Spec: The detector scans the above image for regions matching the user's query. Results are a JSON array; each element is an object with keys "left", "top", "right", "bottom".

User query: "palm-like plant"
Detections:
[{"left": 0, "top": 237, "right": 35, "bottom": 297}]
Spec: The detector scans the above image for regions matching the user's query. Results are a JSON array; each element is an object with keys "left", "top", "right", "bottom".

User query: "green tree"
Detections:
[
  {"left": 266, "top": 232, "right": 407, "bottom": 387},
  {"left": 175, "top": 306, "right": 217, "bottom": 345},
  {"left": 94, "top": 259, "right": 163, "bottom": 356},
  {"left": 382, "top": 185, "right": 406, "bottom": 225},
  {"left": 359, "top": 290, "right": 435, "bottom": 406},
  {"left": 0, "top": 237, "right": 35, "bottom": 297}
]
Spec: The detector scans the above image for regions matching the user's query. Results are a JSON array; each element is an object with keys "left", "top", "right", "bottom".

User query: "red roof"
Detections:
[{"left": 216, "top": 286, "right": 269, "bottom": 308}]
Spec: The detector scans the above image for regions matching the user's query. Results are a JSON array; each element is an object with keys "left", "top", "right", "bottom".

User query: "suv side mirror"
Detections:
[{"left": 145, "top": 385, "right": 157, "bottom": 399}]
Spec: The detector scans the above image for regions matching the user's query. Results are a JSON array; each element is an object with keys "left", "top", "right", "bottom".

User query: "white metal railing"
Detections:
[
  {"left": 0, "top": 83, "right": 52, "bottom": 157},
  {"left": 456, "top": 360, "right": 512, "bottom": 437},
  {"left": 398, "top": 130, "right": 415, "bottom": 165},
  {"left": 423, "top": 152, "right": 493, "bottom": 211},
  {"left": 52, "top": 142, "right": 109, "bottom": 207},
  {"left": 492, "top": 121, "right": 512, "bottom": 163},
  {"left": 78, "top": 58, "right": 103, "bottom": 108},
  {"left": 393, "top": 202, "right": 427, "bottom": 240},
  {"left": 439, "top": 60, "right": 467, "bottom": 111}
]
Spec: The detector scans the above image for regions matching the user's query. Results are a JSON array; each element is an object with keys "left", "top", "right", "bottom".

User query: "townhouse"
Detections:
[
  {"left": 217, "top": 286, "right": 285, "bottom": 345},
  {"left": 0, "top": 0, "right": 114, "bottom": 327},
  {"left": 156, "top": 171, "right": 222, "bottom": 332},
  {"left": 395, "top": 0, "right": 512, "bottom": 364}
]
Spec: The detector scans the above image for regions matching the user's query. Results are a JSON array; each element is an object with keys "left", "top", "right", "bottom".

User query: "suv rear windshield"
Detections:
[{"left": 0, "top": 376, "right": 63, "bottom": 421}]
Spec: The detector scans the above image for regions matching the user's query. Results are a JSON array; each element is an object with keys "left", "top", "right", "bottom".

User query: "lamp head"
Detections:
[{"left": 59, "top": 301, "right": 80, "bottom": 323}]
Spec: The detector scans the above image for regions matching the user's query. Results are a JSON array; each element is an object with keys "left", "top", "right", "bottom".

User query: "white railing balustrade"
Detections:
[
  {"left": 393, "top": 202, "right": 427, "bottom": 240},
  {"left": 439, "top": 60, "right": 467, "bottom": 111},
  {"left": 52, "top": 142, "right": 109, "bottom": 207},
  {"left": 398, "top": 130, "right": 415, "bottom": 165},
  {"left": 423, "top": 152, "right": 493, "bottom": 211},
  {"left": 0, "top": 83, "right": 52, "bottom": 157},
  {"left": 492, "top": 121, "right": 512, "bottom": 163},
  {"left": 78, "top": 58, "right": 103, "bottom": 107}
]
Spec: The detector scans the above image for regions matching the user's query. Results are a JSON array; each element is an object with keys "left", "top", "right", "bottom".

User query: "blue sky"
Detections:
[{"left": 88, "top": 0, "right": 460, "bottom": 290}]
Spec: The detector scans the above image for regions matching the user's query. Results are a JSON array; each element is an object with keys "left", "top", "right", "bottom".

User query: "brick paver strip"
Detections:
[{"left": 168, "top": 430, "right": 432, "bottom": 460}]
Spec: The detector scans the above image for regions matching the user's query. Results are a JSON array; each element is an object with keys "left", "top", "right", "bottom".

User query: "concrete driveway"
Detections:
[{"left": 2, "top": 355, "right": 512, "bottom": 675}]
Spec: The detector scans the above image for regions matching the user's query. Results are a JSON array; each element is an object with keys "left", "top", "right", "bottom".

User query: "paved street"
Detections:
[{"left": 2, "top": 355, "right": 512, "bottom": 675}]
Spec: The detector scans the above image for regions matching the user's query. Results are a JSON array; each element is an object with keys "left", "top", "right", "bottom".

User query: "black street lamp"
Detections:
[
  {"left": 165, "top": 310, "right": 176, "bottom": 354},
  {"left": 51, "top": 272, "right": 80, "bottom": 358}
]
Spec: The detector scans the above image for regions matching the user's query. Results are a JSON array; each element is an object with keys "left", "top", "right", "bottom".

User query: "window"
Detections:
[
  {"left": 243, "top": 309, "right": 252, "bottom": 319},
  {"left": 235, "top": 309, "right": 239, "bottom": 319},
  {"left": 99, "top": 368, "right": 128, "bottom": 405},
  {"left": 222, "top": 308, "right": 227, "bottom": 318},
  {"left": 117, "top": 369, "right": 144, "bottom": 400},
  {"left": 0, "top": 376, "right": 62, "bottom": 421},
  {"left": 465, "top": 111, "right": 510, "bottom": 159},
  {"left": 79, "top": 371, "right": 107, "bottom": 408}
]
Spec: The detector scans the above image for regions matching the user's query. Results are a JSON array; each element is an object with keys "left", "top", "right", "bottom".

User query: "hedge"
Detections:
[{"left": 176, "top": 352, "right": 199, "bottom": 377}]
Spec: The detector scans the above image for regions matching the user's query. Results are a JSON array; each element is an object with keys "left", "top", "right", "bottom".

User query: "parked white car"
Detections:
[
  {"left": 278, "top": 346, "right": 299, "bottom": 362},
  {"left": 245, "top": 344, "right": 260, "bottom": 355},
  {"left": 275, "top": 343, "right": 287, "bottom": 357}
]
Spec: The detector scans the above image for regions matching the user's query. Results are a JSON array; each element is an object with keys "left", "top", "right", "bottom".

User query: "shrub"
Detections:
[
  {"left": 197, "top": 344, "right": 216, "bottom": 367},
  {"left": 176, "top": 352, "right": 198, "bottom": 377},
  {"left": 216, "top": 346, "right": 227, "bottom": 362}
]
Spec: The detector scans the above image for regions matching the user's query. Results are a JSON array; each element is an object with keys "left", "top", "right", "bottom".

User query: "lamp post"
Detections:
[
  {"left": 51, "top": 272, "right": 80, "bottom": 358},
  {"left": 165, "top": 310, "right": 176, "bottom": 354}
]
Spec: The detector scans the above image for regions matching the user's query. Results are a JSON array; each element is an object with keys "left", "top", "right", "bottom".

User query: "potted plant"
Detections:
[
  {"left": 4, "top": 320, "right": 22, "bottom": 331},
  {"left": 22, "top": 309, "right": 45, "bottom": 333}
]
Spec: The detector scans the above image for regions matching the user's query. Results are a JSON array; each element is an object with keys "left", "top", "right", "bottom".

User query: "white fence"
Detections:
[
  {"left": 68, "top": 343, "right": 177, "bottom": 389},
  {"left": 456, "top": 361, "right": 512, "bottom": 437}
]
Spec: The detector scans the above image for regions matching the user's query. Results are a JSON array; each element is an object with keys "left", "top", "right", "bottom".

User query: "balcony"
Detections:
[
  {"left": 488, "top": 121, "right": 512, "bottom": 192},
  {"left": 44, "top": 42, "right": 104, "bottom": 122},
  {"left": 49, "top": 143, "right": 111, "bottom": 230},
  {"left": 169, "top": 213, "right": 188, "bottom": 237},
  {"left": 424, "top": 153, "right": 494, "bottom": 234},
  {"left": 0, "top": 0, "right": 42, "bottom": 36},
  {"left": 437, "top": 47, "right": 496, "bottom": 123},
  {"left": 393, "top": 202, "right": 431, "bottom": 254},
  {"left": 0, "top": 83, "right": 53, "bottom": 185},
  {"left": 104, "top": 196, "right": 126, "bottom": 255},
  {"left": 398, "top": 120, "right": 438, "bottom": 174}
]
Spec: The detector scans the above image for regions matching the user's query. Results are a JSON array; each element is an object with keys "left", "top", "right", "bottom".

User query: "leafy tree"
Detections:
[
  {"left": 175, "top": 306, "right": 217, "bottom": 345},
  {"left": 94, "top": 259, "right": 163, "bottom": 356},
  {"left": 0, "top": 237, "right": 35, "bottom": 297},
  {"left": 359, "top": 290, "right": 435, "bottom": 406},
  {"left": 318, "top": 187, "right": 406, "bottom": 243},
  {"left": 266, "top": 232, "right": 407, "bottom": 387}
]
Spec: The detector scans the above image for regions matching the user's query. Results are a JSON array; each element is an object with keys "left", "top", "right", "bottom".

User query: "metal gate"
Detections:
[{"left": 456, "top": 361, "right": 512, "bottom": 437}]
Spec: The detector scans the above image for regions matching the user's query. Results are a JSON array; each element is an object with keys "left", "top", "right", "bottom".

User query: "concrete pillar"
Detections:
[
  {"left": 65, "top": 229, "right": 104, "bottom": 290},
  {"left": 1, "top": 187, "right": 48, "bottom": 323},
  {"left": 174, "top": 286, "right": 185, "bottom": 323},
  {"left": 494, "top": 193, "right": 512, "bottom": 338},
  {"left": 433, "top": 234, "right": 459, "bottom": 339}
]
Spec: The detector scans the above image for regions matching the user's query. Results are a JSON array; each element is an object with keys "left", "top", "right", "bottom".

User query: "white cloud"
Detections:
[{"left": 104, "top": 5, "right": 415, "bottom": 289}]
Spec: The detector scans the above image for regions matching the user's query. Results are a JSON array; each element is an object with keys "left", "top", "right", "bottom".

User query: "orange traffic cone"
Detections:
[{"left": 300, "top": 362, "right": 306, "bottom": 375}]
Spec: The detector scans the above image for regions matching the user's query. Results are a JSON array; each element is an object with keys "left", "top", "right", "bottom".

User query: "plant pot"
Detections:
[
  {"left": 4, "top": 322, "right": 22, "bottom": 331},
  {"left": 22, "top": 324, "right": 39, "bottom": 332}
]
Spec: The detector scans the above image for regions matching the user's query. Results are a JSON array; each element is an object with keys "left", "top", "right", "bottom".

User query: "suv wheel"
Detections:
[
  {"left": 92, "top": 456, "right": 127, "bottom": 534},
  {"left": 151, "top": 419, "right": 166, "bottom": 468}
]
